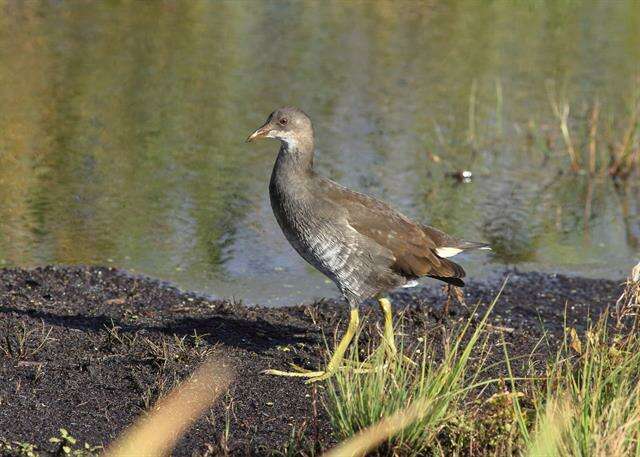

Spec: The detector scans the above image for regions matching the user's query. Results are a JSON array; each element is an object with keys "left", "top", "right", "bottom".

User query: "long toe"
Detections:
[
  {"left": 385, "top": 347, "right": 417, "bottom": 366},
  {"left": 262, "top": 365, "right": 343, "bottom": 383},
  {"left": 374, "top": 343, "right": 417, "bottom": 367},
  {"left": 304, "top": 369, "right": 337, "bottom": 384},
  {"left": 262, "top": 368, "right": 325, "bottom": 378},
  {"left": 288, "top": 363, "right": 319, "bottom": 373}
]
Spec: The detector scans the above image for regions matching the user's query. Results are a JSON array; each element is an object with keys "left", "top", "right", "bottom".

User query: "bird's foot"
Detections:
[
  {"left": 262, "top": 366, "right": 335, "bottom": 384},
  {"left": 264, "top": 360, "right": 373, "bottom": 383},
  {"left": 376, "top": 328, "right": 417, "bottom": 367},
  {"left": 374, "top": 342, "right": 417, "bottom": 367},
  {"left": 376, "top": 297, "right": 416, "bottom": 366},
  {"left": 288, "top": 362, "right": 317, "bottom": 373},
  {"left": 389, "top": 345, "right": 418, "bottom": 366},
  {"left": 345, "top": 360, "right": 374, "bottom": 370},
  {"left": 262, "top": 367, "right": 325, "bottom": 379},
  {"left": 290, "top": 360, "right": 372, "bottom": 372}
]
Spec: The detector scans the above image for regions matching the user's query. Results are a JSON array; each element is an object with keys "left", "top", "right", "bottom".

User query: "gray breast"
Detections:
[
  {"left": 298, "top": 222, "right": 366, "bottom": 292},
  {"left": 270, "top": 187, "right": 378, "bottom": 300}
]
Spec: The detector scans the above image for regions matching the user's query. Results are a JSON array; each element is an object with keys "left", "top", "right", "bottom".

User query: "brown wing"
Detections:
[{"left": 318, "top": 179, "right": 466, "bottom": 286}]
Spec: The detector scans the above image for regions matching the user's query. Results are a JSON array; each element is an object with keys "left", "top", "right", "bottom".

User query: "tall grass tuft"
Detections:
[
  {"left": 324, "top": 293, "right": 500, "bottom": 456},
  {"left": 516, "top": 262, "right": 640, "bottom": 457},
  {"left": 323, "top": 265, "right": 640, "bottom": 456}
]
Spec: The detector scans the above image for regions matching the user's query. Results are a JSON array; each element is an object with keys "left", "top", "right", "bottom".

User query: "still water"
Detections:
[{"left": 0, "top": 1, "right": 638, "bottom": 305}]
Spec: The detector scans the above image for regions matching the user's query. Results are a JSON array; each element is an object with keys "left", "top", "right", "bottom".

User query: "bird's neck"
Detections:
[{"left": 272, "top": 140, "right": 315, "bottom": 181}]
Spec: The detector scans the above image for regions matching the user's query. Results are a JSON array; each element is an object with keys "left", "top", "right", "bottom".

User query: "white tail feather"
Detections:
[{"left": 435, "top": 247, "right": 463, "bottom": 258}]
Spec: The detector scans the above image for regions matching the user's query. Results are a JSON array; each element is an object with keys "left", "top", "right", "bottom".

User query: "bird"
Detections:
[{"left": 247, "top": 106, "right": 489, "bottom": 382}]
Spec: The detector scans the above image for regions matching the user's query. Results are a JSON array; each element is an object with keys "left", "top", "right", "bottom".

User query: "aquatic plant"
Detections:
[{"left": 546, "top": 81, "right": 640, "bottom": 179}]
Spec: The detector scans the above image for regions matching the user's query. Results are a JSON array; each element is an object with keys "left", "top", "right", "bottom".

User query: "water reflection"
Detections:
[{"left": 0, "top": 1, "right": 638, "bottom": 305}]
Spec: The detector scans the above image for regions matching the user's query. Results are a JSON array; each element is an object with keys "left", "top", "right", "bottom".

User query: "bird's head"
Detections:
[{"left": 246, "top": 106, "right": 313, "bottom": 150}]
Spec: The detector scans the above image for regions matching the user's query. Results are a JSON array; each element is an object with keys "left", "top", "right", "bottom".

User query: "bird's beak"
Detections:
[{"left": 246, "top": 122, "right": 272, "bottom": 143}]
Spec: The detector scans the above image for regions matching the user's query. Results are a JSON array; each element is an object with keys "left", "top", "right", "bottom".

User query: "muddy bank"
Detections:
[{"left": 0, "top": 266, "right": 624, "bottom": 455}]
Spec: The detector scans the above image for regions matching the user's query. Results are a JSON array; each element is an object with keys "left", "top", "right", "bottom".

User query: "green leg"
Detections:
[
  {"left": 377, "top": 297, "right": 415, "bottom": 365},
  {"left": 378, "top": 297, "right": 397, "bottom": 357},
  {"left": 263, "top": 308, "right": 360, "bottom": 383}
]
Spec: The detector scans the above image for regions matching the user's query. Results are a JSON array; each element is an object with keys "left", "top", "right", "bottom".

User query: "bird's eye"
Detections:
[{"left": 279, "top": 118, "right": 288, "bottom": 126}]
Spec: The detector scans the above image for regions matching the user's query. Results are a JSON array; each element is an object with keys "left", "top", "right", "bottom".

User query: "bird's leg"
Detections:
[
  {"left": 443, "top": 285, "right": 453, "bottom": 316},
  {"left": 378, "top": 297, "right": 397, "bottom": 357},
  {"left": 263, "top": 308, "right": 360, "bottom": 383},
  {"left": 443, "top": 285, "right": 465, "bottom": 316},
  {"left": 377, "top": 297, "right": 416, "bottom": 366}
]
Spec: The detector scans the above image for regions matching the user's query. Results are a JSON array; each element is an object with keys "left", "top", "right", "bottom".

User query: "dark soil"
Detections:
[{"left": 0, "top": 266, "right": 624, "bottom": 456}]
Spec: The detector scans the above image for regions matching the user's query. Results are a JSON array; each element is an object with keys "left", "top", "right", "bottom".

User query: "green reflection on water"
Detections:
[{"left": 0, "top": 1, "right": 638, "bottom": 305}]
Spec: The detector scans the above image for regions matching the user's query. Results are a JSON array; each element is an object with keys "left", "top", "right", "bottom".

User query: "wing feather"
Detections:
[{"left": 319, "top": 179, "right": 466, "bottom": 285}]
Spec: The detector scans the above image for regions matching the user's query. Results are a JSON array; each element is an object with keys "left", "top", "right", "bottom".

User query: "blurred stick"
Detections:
[
  {"left": 103, "top": 359, "right": 232, "bottom": 457},
  {"left": 526, "top": 397, "right": 571, "bottom": 457},
  {"left": 588, "top": 100, "right": 600, "bottom": 176},
  {"left": 322, "top": 395, "right": 435, "bottom": 457},
  {"left": 468, "top": 78, "right": 478, "bottom": 145}
]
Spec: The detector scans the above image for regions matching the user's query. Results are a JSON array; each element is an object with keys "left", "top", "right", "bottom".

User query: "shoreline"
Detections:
[{"left": 0, "top": 265, "right": 625, "bottom": 455}]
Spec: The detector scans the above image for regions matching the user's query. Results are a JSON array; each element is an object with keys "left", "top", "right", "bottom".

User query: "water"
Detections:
[{"left": 0, "top": 1, "right": 638, "bottom": 305}]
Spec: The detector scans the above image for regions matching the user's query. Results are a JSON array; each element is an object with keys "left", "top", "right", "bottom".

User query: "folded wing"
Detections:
[{"left": 321, "top": 182, "right": 487, "bottom": 287}]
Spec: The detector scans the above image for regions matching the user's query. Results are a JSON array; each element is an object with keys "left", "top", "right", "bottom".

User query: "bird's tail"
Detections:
[
  {"left": 421, "top": 225, "right": 491, "bottom": 258},
  {"left": 457, "top": 240, "right": 491, "bottom": 251}
]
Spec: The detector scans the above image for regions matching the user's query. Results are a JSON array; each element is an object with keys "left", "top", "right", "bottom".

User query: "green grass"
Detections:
[
  {"left": 519, "top": 271, "right": 640, "bottom": 457},
  {"left": 322, "top": 267, "right": 640, "bottom": 456},
  {"left": 324, "top": 292, "right": 501, "bottom": 456}
]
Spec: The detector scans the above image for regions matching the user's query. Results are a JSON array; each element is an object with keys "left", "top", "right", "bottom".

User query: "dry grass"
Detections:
[
  {"left": 510, "top": 261, "right": 640, "bottom": 457},
  {"left": 0, "top": 320, "right": 54, "bottom": 361},
  {"left": 546, "top": 81, "right": 640, "bottom": 179}
]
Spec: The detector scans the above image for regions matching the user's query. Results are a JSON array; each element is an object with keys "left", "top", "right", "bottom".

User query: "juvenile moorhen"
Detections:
[{"left": 247, "top": 106, "right": 489, "bottom": 382}]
